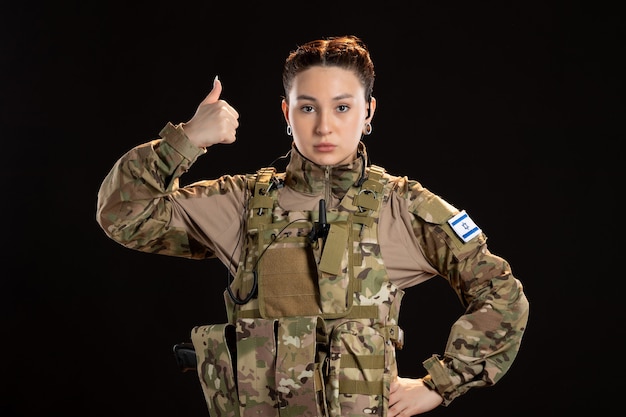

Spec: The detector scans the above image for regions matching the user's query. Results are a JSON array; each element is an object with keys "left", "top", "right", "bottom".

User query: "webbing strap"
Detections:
[
  {"left": 315, "top": 362, "right": 324, "bottom": 392},
  {"left": 339, "top": 353, "right": 385, "bottom": 394},
  {"left": 340, "top": 354, "right": 385, "bottom": 369},
  {"left": 233, "top": 305, "right": 378, "bottom": 320},
  {"left": 339, "top": 380, "right": 383, "bottom": 395},
  {"left": 353, "top": 164, "right": 385, "bottom": 218},
  {"left": 248, "top": 167, "right": 276, "bottom": 228}
]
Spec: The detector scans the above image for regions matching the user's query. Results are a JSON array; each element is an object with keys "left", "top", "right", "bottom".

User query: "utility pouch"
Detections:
[
  {"left": 317, "top": 222, "right": 352, "bottom": 317},
  {"left": 191, "top": 323, "right": 241, "bottom": 417},
  {"left": 275, "top": 316, "right": 328, "bottom": 417},
  {"left": 192, "top": 317, "right": 327, "bottom": 417},
  {"left": 326, "top": 319, "right": 391, "bottom": 417},
  {"left": 231, "top": 318, "right": 279, "bottom": 417},
  {"left": 257, "top": 221, "right": 352, "bottom": 319},
  {"left": 258, "top": 245, "right": 321, "bottom": 318}
]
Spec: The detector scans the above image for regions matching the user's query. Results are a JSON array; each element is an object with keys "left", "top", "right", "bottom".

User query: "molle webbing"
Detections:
[
  {"left": 230, "top": 164, "right": 394, "bottom": 323},
  {"left": 352, "top": 164, "right": 384, "bottom": 228},
  {"left": 347, "top": 165, "right": 384, "bottom": 275},
  {"left": 247, "top": 167, "right": 276, "bottom": 229},
  {"left": 235, "top": 304, "right": 379, "bottom": 320},
  {"left": 196, "top": 164, "right": 407, "bottom": 417}
]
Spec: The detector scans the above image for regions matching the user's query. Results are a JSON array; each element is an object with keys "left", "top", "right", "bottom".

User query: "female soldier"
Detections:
[{"left": 96, "top": 35, "right": 529, "bottom": 416}]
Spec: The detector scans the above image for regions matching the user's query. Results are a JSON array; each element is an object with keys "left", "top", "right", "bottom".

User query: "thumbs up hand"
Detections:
[{"left": 183, "top": 76, "right": 240, "bottom": 149}]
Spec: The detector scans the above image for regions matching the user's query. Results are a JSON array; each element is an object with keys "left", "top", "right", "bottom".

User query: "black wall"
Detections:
[{"left": 2, "top": 1, "right": 621, "bottom": 416}]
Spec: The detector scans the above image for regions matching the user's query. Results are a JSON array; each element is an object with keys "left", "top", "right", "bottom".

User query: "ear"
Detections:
[
  {"left": 281, "top": 99, "right": 290, "bottom": 124},
  {"left": 366, "top": 96, "right": 377, "bottom": 121}
]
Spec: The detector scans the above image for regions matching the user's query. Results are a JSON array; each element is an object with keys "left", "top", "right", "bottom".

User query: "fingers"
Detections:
[
  {"left": 183, "top": 76, "right": 241, "bottom": 148},
  {"left": 200, "top": 76, "right": 238, "bottom": 119},
  {"left": 389, "top": 379, "right": 398, "bottom": 394},
  {"left": 201, "top": 76, "right": 223, "bottom": 105}
]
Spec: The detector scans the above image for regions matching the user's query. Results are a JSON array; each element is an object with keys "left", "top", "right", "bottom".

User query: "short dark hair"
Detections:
[{"left": 282, "top": 35, "right": 375, "bottom": 104}]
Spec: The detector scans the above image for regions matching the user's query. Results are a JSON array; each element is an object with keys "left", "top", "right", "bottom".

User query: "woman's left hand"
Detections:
[{"left": 388, "top": 376, "right": 443, "bottom": 416}]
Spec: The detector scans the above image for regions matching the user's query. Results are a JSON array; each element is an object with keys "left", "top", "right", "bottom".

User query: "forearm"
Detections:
[
  {"left": 407, "top": 188, "right": 530, "bottom": 405},
  {"left": 96, "top": 123, "right": 206, "bottom": 253},
  {"left": 424, "top": 253, "right": 530, "bottom": 405}
]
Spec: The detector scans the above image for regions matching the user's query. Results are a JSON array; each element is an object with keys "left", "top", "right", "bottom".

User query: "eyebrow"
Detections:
[{"left": 295, "top": 93, "right": 356, "bottom": 101}]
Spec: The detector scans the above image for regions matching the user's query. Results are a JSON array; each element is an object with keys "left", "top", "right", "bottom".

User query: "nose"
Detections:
[{"left": 315, "top": 111, "right": 331, "bottom": 136}]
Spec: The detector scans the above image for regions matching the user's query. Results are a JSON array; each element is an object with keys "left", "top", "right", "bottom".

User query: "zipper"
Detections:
[{"left": 324, "top": 166, "right": 331, "bottom": 206}]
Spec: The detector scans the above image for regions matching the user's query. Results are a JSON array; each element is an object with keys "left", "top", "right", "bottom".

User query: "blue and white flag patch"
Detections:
[{"left": 448, "top": 210, "right": 481, "bottom": 243}]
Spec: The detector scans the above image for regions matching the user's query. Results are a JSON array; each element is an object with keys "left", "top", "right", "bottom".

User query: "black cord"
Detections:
[
  {"left": 354, "top": 150, "right": 369, "bottom": 187},
  {"left": 226, "top": 146, "right": 362, "bottom": 304},
  {"left": 268, "top": 149, "right": 292, "bottom": 169}
]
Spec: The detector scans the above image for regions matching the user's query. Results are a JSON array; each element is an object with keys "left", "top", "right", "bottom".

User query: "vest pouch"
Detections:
[
  {"left": 193, "top": 317, "right": 329, "bottom": 417},
  {"left": 258, "top": 244, "right": 322, "bottom": 318},
  {"left": 326, "top": 319, "right": 390, "bottom": 417},
  {"left": 317, "top": 222, "right": 352, "bottom": 317},
  {"left": 191, "top": 319, "right": 280, "bottom": 417},
  {"left": 257, "top": 221, "right": 352, "bottom": 319},
  {"left": 275, "top": 316, "right": 328, "bottom": 417},
  {"left": 232, "top": 318, "right": 281, "bottom": 417},
  {"left": 191, "top": 323, "right": 241, "bottom": 417}
]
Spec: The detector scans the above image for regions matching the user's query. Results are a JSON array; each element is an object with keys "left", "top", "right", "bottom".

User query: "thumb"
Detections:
[{"left": 201, "top": 76, "right": 222, "bottom": 104}]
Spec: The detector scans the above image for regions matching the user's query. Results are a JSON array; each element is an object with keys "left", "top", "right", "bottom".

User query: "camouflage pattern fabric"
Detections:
[
  {"left": 96, "top": 125, "right": 529, "bottom": 412},
  {"left": 191, "top": 323, "right": 241, "bottom": 417},
  {"left": 198, "top": 162, "right": 402, "bottom": 416},
  {"left": 326, "top": 319, "right": 390, "bottom": 416}
]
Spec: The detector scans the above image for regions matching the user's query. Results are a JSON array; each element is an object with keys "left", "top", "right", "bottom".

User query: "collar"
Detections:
[{"left": 284, "top": 142, "right": 368, "bottom": 199}]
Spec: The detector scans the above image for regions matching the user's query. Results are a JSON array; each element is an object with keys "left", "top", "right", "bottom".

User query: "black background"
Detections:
[{"left": 2, "top": 1, "right": 622, "bottom": 416}]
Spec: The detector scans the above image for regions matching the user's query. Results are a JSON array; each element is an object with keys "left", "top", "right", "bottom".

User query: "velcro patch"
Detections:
[{"left": 447, "top": 210, "right": 481, "bottom": 243}]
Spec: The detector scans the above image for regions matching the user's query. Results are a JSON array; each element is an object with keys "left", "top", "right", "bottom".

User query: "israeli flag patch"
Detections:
[{"left": 448, "top": 210, "right": 481, "bottom": 243}]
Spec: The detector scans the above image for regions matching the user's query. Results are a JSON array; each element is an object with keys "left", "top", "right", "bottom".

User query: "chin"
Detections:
[{"left": 311, "top": 156, "right": 342, "bottom": 166}]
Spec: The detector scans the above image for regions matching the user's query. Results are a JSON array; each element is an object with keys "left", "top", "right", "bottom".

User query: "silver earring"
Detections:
[
  {"left": 286, "top": 125, "right": 292, "bottom": 136},
  {"left": 363, "top": 122, "right": 373, "bottom": 135}
]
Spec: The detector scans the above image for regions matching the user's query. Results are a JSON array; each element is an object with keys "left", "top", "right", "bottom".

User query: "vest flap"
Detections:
[{"left": 318, "top": 223, "right": 348, "bottom": 275}]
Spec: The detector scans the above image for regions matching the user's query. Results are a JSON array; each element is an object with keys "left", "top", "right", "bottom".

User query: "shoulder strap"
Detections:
[
  {"left": 351, "top": 164, "right": 386, "bottom": 227},
  {"left": 248, "top": 167, "right": 277, "bottom": 229}
]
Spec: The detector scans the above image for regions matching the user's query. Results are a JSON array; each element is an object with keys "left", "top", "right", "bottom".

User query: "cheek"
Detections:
[
  {"left": 346, "top": 115, "right": 366, "bottom": 133},
  {"left": 289, "top": 112, "right": 311, "bottom": 128},
  {"left": 290, "top": 122, "right": 311, "bottom": 140}
]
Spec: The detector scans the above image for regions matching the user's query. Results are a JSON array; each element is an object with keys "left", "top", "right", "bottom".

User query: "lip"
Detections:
[{"left": 314, "top": 143, "right": 336, "bottom": 152}]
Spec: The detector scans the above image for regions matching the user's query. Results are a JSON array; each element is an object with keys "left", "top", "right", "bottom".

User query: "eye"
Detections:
[
  {"left": 300, "top": 105, "right": 315, "bottom": 113},
  {"left": 337, "top": 104, "right": 350, "bottom": 113}
]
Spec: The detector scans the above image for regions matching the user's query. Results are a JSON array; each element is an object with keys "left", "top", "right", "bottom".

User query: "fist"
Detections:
[{"left": 183, "top": 77, "right": 240, "bottom": 148}]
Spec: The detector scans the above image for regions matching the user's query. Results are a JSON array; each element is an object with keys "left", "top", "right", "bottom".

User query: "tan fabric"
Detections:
[
  {"left": 171, "top": 178, "right": 438, "bottom": 291},
  {"left": 96, "top": 124, "right": 529, "bottom": 406}
]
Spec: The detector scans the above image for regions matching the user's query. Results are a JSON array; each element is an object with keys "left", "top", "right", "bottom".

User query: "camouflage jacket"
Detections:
[{"left": 96, "top": 122, "right": 529, "bottom": 406}]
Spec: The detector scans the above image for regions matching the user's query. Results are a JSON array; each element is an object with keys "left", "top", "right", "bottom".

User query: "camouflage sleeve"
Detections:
[
  {"left": 96, "top": 122, "right": 211, "bottom": 259},
  {"left": 407, "top": 182, "right": 530, "bottom": 406}
]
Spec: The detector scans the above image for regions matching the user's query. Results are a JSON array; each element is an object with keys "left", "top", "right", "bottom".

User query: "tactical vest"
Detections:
[{"left": 191, "top": 165, "right": 405, "bottom": 417}]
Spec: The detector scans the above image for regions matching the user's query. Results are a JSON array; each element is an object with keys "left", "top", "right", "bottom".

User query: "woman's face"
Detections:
[{"left": 282, "top": 66, "right": 375, "bottom": 167}]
